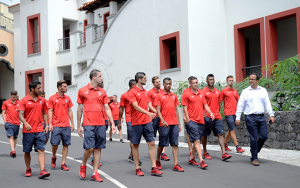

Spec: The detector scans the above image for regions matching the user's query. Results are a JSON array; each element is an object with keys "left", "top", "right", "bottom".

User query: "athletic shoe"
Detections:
[
  {"left": 136, "top": 168, "right": 144, "bottom": 176},
  {"left": 91, "top": 160, "right": 102, "bottom": 168},
  {"left": 61, "top": 163, "right": 69, "bottom": 171},
  {"left": 222, "top": 152, "right": 232, "bottom": 161},
  {"left": 156, "top": 161, "right": 162, "bottom": 170},
  {"left": 91, "top": 172, "right": 103, "bottom": 182},
  {"left": 138, "top": 159, "right": 142, "bottom": 166},
  {"left": 51, "top": 157, "right": 57, "bottom": 168},
  {"left": 188, "top": 158, "right": 199, "bottom": 166},
  {"left": 151, "top": 167, "right": 163, "bottom": 176},
  {"left": 79, "top": 164, "right": 87, "bottom": 178},
  {"left": 225, "top": 144, "right": 232, "bottom": 151},
  {"left": 25, "top": 168, "right": 32, "bottom": 177},
  {"left": 38, "top": 169, "right": 50, "bottom": 179},
  {"left": 252, "top": 160, "right": 260, "bottom": 166},
  {"left": 236, "top": 146, "right": 245, "bottom": 153},
  {"left": 203, "top": 152, "right": 212, "bottom": 160},
  {"left": 172, "top": 164, "right": 184, "bottom": 172},
  {"left": 200, "top": 160, "right": 208, "bottom": 169},
  {"left": 160, "top": 153, "right": 170, "bottom": 161},
  {"left": 10, "top": 151, "right": 16, "bottom": 158},
  {"left": 109, "top": 138, "right": 112, "bottom": 142},
  {"left": 128, "top": 155, "right": 134, "bottom": 162},
  {"left": 120, "top": 139, "right": 124, "bottom": 143}
]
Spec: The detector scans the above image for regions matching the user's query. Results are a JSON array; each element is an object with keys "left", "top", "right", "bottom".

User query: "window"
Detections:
[
  {"left": 25, "top": 69, "right": 44, "bottom": 94},
  {"left": 0, "top": 44, "right": 8, "bottom": 56},
  {"left": 27, "top": 13, "right": 41, "bottom": 55},
  {"left": 58, "top": 66, "right": 72, "bottom": 85},
  {"left": 159, "top": 31, "right": 181, "bottom": 71}
]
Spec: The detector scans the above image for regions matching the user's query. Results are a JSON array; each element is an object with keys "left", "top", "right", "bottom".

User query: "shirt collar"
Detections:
[
  {"left": 205, "top": 86, "right": 217, "bottom": 93},
  {"left": 188, "top": 87, "right": 201, "bottom": 95},
  {"left": 226, "top": 86, "right": 235, "bottom": 91},
  {"left": 248, "top": 85, "right": 262, "bottom": 90},
  {"left": 162, "top": 90, "right": 174, "bottom": 96},
  {"left": 87, "top": 83, "right": 100, "bottom": 91},
  {"left": 55, "top": 92, "right": 65, "bottom": 99},
  {"left": 134, "top": 85, "right": 145, "bottom": 92},
  {"left": 152, "top": 87, "right": 162, "bottom": 93},
  {"left": 26, "top": 94, "right": 43, "bottom": 102}
]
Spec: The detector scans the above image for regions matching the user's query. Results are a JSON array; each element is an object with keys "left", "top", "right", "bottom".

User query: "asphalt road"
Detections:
[{"left": 0, "top": 128, "right": 299, "bottom": 188}]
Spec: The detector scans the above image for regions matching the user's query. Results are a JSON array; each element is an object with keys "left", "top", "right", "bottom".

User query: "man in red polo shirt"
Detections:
[
  {"left": 220, "top": 75, "right": 245, "bottom": 153},
  {"left": 1, "top": 90, "right": 20, "bottom": 157},
  {"left": 118, "top": 79, "right": 142, "bottom": 165},
  {"left": 182, "top": 76, "right": 214, "bottom": 169},
  {"left": 77, "top": 69, "right": 116, "bottom": 182},
  {"left": 155, "top": 77, "right": 184, "bottom": 172},
  {"left": 48, "top": 80, "right": 74, "bottom": 171},
  {"left": 39, "top": 91, "right": 50, "bottom": 145},
  {"left": 109, "top": 95, "right": 124, "bottom": 143},
  {"left": 202, "top": 74, "right": 231, "bottom": 161},
  {"left": 19, "top": 80, "right": 50, "bottom": 179},
  {"left": 129, "top": 72, "right": 163, "bottom": 176},
  {"left": 148, "top": 76, "right": 170, "bottom": 161}
]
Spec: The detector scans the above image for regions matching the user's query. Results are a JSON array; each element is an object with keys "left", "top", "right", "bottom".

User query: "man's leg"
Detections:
[
  {"left": 109, "top": 129, "right": 112, "bottom": 139},
  {"left": 257, "top": 116, "right": 268, "bottom": 154},
  {"left": 14, "top": 139, "right": 17, "bottom": 149},
  {"left": 82, "top": 148, "right": 94, "bottom": 165},
  {"left": 230, "top": 130, "right": 238, "bottom": 146},
  {"left": 130, "top": 140, "right": 133, "bottom": 156},
  {"left": 202, "top": 136, "right": 208, "bottom": 153},
  {"left": 156, "top": 146, "right": 164, "bottom": 162},
  {"left": 218, "top": 134, "right": 226, "bottom": 153},
  {"left": 224, "top": 131, "right": 231, "bottom": 144},
  {"left": 245, "top": 115, "right": 259, "bottom": 161},
  {"left": 52, "top": 145, "right": 58, "bottom": 158},
  {"left": 172, "top": 145, "right": 179, "bottom": 165},
  {"left": 132, "top": 143, "right": 140, "bottom": 169},
  {"left": 9, "top": 136, "right": 15, "bottom": 151},
  {"left": 92, "top": 149, "right": 101, "bottom": 173},
  {"left": 186, "top": 134, "right": 193, "bottom": 154},
  {"left": 119, "top": 129, "right": 123, "bottom": 140},
  {"left": 194, "top": 140, "right": 203, "bottom": 162},
  {"left": 148, "top": 141, "right": 156, "bottom": 168},
  {"left": 24, "top": 152, "right": 31, "bottom": 169},
  {"left": 38, "top": 150, "right": 45, "bottom": 170},
  {"left": 62, "top": 145, "right": 68, "bottom": 164}
]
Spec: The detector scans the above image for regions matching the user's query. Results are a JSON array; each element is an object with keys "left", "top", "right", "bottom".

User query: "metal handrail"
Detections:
[
  {"left": 58, "top": 37, "right": 70, "bottom": 51},
  {"left": 79, "top": 32, "right": 86, "bottom": 46},
  {"left": 242, "top": 65, "right": 262, "bottom": 78},
  {"left": 32, "top": 41, "right": 39, "bottom": 53},
  {"left": 0, "top": 14, "right": 14, "bottom": 32},
  {"left": 94, "top": 23, "right": 107, "bottom": 40},
  {"left": 242, "top": 65, "right": 262, "bottom": 69}
]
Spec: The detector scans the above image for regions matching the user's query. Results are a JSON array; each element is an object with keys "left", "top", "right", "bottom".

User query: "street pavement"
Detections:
[{"left": 0, "top": 128, "right": 299, "bottom": 188}]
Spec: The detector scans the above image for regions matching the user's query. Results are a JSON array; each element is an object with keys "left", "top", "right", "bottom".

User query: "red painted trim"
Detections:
[
  {"left": 103, "top": 11, "right": 110, "bottom": 33},
  {"left": 159, "top": 31, "right": 181, "bottom": 71},
  {"left": 25, "top": 69, "right": 44, "bottom": 95},
  {"left": 234, "top": 18, "right": 265, "bottom": 82},
  {"left": 266, "top": 7, "right": 300, "bottom": 75},
  {"left": 27, "top": 13, "right": 41, "bottom": 55}
]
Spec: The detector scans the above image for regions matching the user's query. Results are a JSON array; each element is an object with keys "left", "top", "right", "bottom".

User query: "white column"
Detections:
[
  {"left": 87, "top": 12, "right": 95, "bottom": 25},
  {"left": 109, "top": 0, "right": 118, "bottom": 15}
]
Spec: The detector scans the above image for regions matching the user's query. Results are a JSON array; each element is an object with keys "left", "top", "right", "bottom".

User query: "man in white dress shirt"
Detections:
[{"left": 235, "top": 73, "right": 275, "bottom": 166}]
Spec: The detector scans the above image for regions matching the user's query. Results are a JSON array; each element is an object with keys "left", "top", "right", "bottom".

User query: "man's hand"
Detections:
[
  {"left": 183, "top": 117, "right": 189, "bottom": 125},
  {"left": 117, "top": 121, "right": 122, "bottom": 130},
  {"left": 78, "top": 126, "right": 84, "bottom": 138},
  {"left": 111, "top": 124, "right": 117, "bottom": 135},
  {"left": 44, "top": 126, "right": 49, "bottom": 134},
  {"left": 147, "top": 112, "right": 157, "bottom": 119},
  {"left": 162, "top": 121, "right": 168, "bottom": 128},
  {"left": 178, "top": 125, "right": 182, "bottom": 132},
  {"left": 235, "top": 120, "right": 240, "bottom": 126},
  {"left": 269, "top": 116, "right": 275, "bottom": 124},
  {"left": 24, "top": 123, "right": 32, "bottom": 131},
  {"left": 49, "top": 124, "right": 53, "bottom": 132},
  {"left": 210, "top": 113, "right": 215, "bottom": 121},
  {"left": 70, "top": 124, "right": 75, "bottom": 132}
]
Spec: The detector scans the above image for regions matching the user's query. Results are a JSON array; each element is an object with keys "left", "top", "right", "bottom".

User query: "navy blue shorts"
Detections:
[
  {"left": 5, "top": 122, "right": 20, "bottom": 139},
  {"left": 22, "top": 132, "right": 46, "bottom": 152},
  {"left": 83, "top": 125, "right": 106, "bottom": 149},
  {"left": 126, "top": 122, "right": 132, "bottom": 140},
  {"left": 185, "top": 120, "right": 205, "bottom": 142},
  {"left": 225, "top": 115, "right": 236, "bottom": 131},
  {"left": 105, "top": 120, "right": 108, "bottom": 131},
  {"left": 131, "top": 122, "right": 155, "bottom": 144},
  {"left": 50, "top": 127, "right": 71, "bottom": 146},
  {"left": 43, "top": 123, "right": 50, "bottom": 139},
  {"left": 203, "top": 117, "right": 223, "bottom": 136},
  {"left": 152, "top": 117, "right": 160, "bottom": 137},
  {"left": 158, "top": 125, "right": 179, "bottom": 147}
]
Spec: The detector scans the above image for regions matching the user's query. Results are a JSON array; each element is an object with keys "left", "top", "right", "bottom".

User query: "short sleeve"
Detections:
[
  {"left": 102, "top": 90, "right": 110, "bottom": 104},
  {"left": 219, "top": 90, "right": 224, "bottom": 102},
  {"left": 202, "top": 96, "right": 207, "bottom": 105},
  {"left": 1, "top": 101, "right": 7, "bottom": 110},
  {"left": 77, "top": 89, "right": 83, "bottom": 104},
  {"left": 120, "top": 94, "right": 126, "bottom": 107},
  {"left": 155, "top": 94, "right": 162, "bottom": 107},
  {"left": 174, "top": 95, "right": 179, "bottom": 106},
  {"left": 128, "top": 90, "right": 137, "bottom": 104},
  {"left": 235, "top": 90, "right": 240, "bottom": 100},
  {"left": 42, "top": 99, "right": 47, "bottom": 111},
  {"left": 18, "top": 99, "right": 26, "bottom": 111},
  {"left": 109, "top": 103, "right": 113, "bottom": 109},
  {"left": 182, "top": 93, "right": 189, "bottom": 106},
  {"left": 48, "top": 97, "right": 54, "bottom": 109},
  {"left": 68, "top": 97, "right": 74, "bottom": 108}
]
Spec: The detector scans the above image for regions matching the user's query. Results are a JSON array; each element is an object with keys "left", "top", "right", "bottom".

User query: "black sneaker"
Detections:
[
  {"left": 128, "top": 155, "right": 134, "bottom": 162},
  {"left": 138, "top": 159, "right": 142, "bottom": 166},
  {"left": 120, "top": 139, "right": 124, "bottom": 143},
  {"left": 109, "top": 138, "right": 112, "bottom": 142}
]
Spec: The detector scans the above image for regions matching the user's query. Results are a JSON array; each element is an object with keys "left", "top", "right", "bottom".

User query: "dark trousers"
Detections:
[{"left": 245, "top": 115, "right": 268, "bottom": 161}]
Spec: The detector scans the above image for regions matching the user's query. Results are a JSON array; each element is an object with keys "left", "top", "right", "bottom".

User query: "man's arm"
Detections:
[
  {"left": 204, "top": 104, "right": 215, "bottom": 120},
  {"left": 19, "top": 111, "right": 32, "bottom": 131},
  {"left": 68, "top": 108, "right": 74, "bottom": 132},
  {"left": 2, "top": 110, "right": 6, "bottom": 123},
  {"left": 42, "top": 111, "right": 49, "bottom": 134},
  {"left": 105, "top": 103, "right": 116, "bottom": 134},
  {"left": 148, "top": 102, "right": 157, "bottom": 114},
  {"left": 157, "top": 106, "right": 167, "bottom": 127},
  {"left": 48, "top": 108, "right": 53, "bottom": 131},
  {"left": 132, "top": 102, "right": 156, "bottom": 119},
  {"left": 77, "top": 104, "right": 84, "bottom": 137},
  {"left": 118, "top": 106, "right": 124, "bottom": 128},
  {"left": 263, "top": 90, "right": 275, "bottom": 123},
  {"left": 175, "top": 106, "right": 181, "bottom": 132},
  {"left": 183, "top": 106, "right": 189, "bottom": 124},
  {"left": 235, "top": 90, "right": 246, "bottom": 126}
]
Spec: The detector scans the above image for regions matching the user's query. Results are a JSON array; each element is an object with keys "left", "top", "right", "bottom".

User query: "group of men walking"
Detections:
[{"left": 1, "top": 69, "right": 275, "bottom": 182}]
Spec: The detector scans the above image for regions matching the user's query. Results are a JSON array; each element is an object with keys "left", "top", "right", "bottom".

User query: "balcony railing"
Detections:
[
  {"left": 242, "top": 65, "right": 262, "bottom": 78},
  {"left": 79, "top": 32, "right": 86, "bottom": 46},
  {"left": 0, "top": 15, "right": 13, "bottom": 32},
  {"left": 58, "top": 37, "right": 70, "bottom": 51},
  {"left": 94, "top": 23, "right": 107, "bottom": 40},
  {"left": 32, "top": 41, "right": 39, "bottom": 54}
]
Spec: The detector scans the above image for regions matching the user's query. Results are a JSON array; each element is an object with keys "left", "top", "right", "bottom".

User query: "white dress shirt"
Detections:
[{"left": 236, "top": 86, "right": 274, "bottom": 120}]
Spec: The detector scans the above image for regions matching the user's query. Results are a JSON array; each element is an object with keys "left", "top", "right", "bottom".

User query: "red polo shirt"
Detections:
[
  {"left": 109, "top": 102, "right": 120, "bottom": 121},
  {"left": 155, "top": 91, "right": 179, "bottom": 126},
  {"left": 219, "top": 86, "right": 240, "bottom": 116},
  {"left": 120, "top": 91, "right": 132, "bottom": 122},
  {"left": 202, "top": 87, "right": 222, "bottom": 120},
  {"left": 102, "top": 107, "right": 107, "bottom": 121},
  {"left": 182, "top": 88, "right": 207, "bottom": 124},
  {"left": 48, "top": 93, "right": 73, "bottom": 127},
  {"left": 19, "top": 94, "right": 47, "bottom": 133},
  {"left": 1, "top": 99, "right": 20, "bottom": 125},
  {"left": 129, "top": 85, "right": 151, "bottom": 126},
  {"left": 77, "top": 84, "right": 110, "bottom": 126},
  {"left": 147, "top": 88, "right": 163, "bottom": 111}
]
